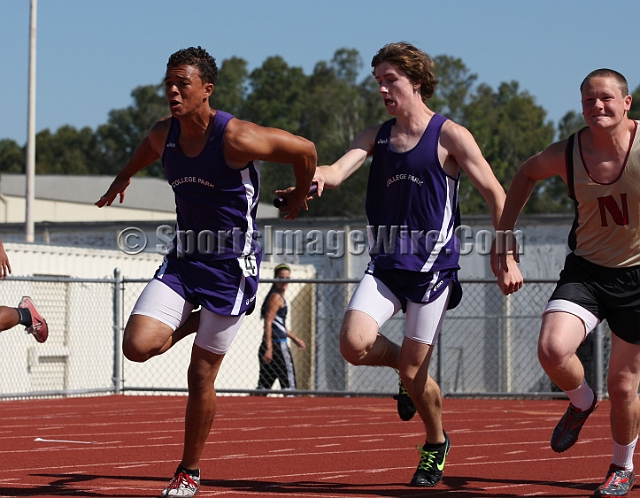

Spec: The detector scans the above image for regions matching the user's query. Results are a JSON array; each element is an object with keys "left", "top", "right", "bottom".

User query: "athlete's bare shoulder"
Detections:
[
  {"left": 534, "top": 138, "right": 569, "bottom": 168},
  {"left": 267, "top": 291, "right": 285, "bottom": 309},
  {"left": 223, "top": 116, "right": 262, "bottom": 142},
  {"left": 439, "top": 119, "right": 475, "bottom": 148},
  {"left": 147, "top": 116, "right": 173, "bottom": 154},
  {"left": 520, "top": 138, "right": 570, "bottom": 183},
  {"left": 349, "top": 123, "right": 383, "bottom": 155}
]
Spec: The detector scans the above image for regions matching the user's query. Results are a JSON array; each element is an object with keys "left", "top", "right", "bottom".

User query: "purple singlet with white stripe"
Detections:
[
  {"left": 366, "top": 113, "right": 461, "bottom": 273},
  {"left": 163, "top": 111, "right": 261, "bottom": 261}
]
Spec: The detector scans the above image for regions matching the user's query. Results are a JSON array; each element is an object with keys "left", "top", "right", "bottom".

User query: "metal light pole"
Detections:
[{"left": 25, "top": 0, "right": 37, "bottom": 242}]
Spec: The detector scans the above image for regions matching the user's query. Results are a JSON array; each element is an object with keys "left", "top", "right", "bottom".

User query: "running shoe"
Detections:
[
  {"left": 594, "top": 465, "right": 635, "bottom": 496},
  {"left": 550, "top": 393, "right": 598, "bottom": 452},
  {"left": 410, "top": 431, "right": 450, "bottom": 487},
  {"left": 393, "top": 379, "right": 416, "bottom": 421},
  {"left": 18, "top": 296, "right": 48, "bottom": 343},
  {"left": 160, "top": 469, "right": 200, "bottom": 497}
]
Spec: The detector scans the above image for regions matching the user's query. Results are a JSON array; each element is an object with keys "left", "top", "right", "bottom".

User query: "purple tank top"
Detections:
[
  {"left": 366, "top": 113, "right": 461, "bottom": 272},
  {"left": 162, "top": 111, "right": 261, "bottom": 261}
]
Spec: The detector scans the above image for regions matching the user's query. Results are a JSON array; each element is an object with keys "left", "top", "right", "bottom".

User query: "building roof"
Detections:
[{"left": 0, "top": 173, "right": 279, "bottom": 217}]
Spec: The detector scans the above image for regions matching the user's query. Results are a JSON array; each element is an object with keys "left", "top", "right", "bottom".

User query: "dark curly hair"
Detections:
[
  {"left": 167, "top": 46, "right": 218, "bottom": 85},
  {"left": 371, "top": 42, "right": 438, "bottom": 103}
]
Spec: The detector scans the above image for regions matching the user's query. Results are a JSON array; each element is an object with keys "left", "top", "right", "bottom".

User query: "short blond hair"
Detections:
[{"left": 580, "top": 68, "right": 629, "bottom": 97}]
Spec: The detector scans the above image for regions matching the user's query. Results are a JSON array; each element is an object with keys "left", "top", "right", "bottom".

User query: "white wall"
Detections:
[
  {"left": 0, "top": 243, "right": 315, "bottom": 396},
  {"left": 5, "top": 242, "right": 164, "bottom": 278}
]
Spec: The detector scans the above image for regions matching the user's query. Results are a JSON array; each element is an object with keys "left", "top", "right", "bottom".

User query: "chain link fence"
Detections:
[{"left": 0, "top": 273, "right": 610, "bottom": 399}]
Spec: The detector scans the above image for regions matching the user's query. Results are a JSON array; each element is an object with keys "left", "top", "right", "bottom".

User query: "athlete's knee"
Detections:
[
  {"left": 339, "top": 328, "right": 372, "bottom": 365},
  {"left": 537, "top": 335, "right": 572, "bottom": 371},
  {"left": 123, "top": 315, "right": 175, "bottom": 362},
  {"left": 538, "top": 312, "right": 588, "bottom": 372},
  {"left": 340, "top": 338, "right": 366, "bottom": 365},
  {"left": 122, "top": 337, "right": 150, "bottom": 363},
  {"left": 607, "top": 373, "right": 640, "bottom": 406},
  {"left": 400, "top": 368, "right": 440, "bottom": 405},
  {"left": 339, "top": 312, "right": 378, "bottom": 365},
  {"left": 122, "top": 323, "right": 154, "bottom": 362},
  {"left": 399, "top": 369, "right": 418, "bottom": 393},
  {"left": 537, "top": 342, "right": 554, "bottom": 370},
  {"left": 188, "top": 365, "right": 212, "bottom": 391}
]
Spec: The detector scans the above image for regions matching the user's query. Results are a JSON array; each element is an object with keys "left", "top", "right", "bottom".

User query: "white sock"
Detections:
[
  {"left": 565, "top": 378, "right": 595, "bottom": 411},
  {"left": 612, "top": 436, "right": 637, "bottom": 472}
]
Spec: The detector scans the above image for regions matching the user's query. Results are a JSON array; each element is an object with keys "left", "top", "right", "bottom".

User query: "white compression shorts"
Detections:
[
  {"left": 131, "top": 278, "right": 244, "bottom": 355},
  {"left": 543, "top": 299, "right": 600, "bottom": 338},
  {"left": 346, "top": 271, "right": 452, "bottom": 345}
]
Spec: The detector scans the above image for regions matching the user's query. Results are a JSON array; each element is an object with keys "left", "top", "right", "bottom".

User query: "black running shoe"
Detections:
[
  {"left": 551, "top": 393, "right": 598, "bottom": 452},
  {"left": 393, "top": 379, "right": 416, "bottom": 421},
  {"left": 410, "top": 432, "right": 450, "bottom": 487},
  {"left": 594, "top": 465, "right": 635, "bottom": 496}
]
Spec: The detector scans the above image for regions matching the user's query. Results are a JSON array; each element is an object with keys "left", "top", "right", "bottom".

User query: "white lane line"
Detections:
[{"left": 34, "top": 437, "right": 95, "bottom": 444}]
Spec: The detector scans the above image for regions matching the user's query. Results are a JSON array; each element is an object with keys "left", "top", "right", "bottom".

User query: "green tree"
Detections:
[
  {"left": 210, "top": 56, "right": 249, "bottom": 117},
  {"left": 463, "top": 81, "right": 555, "bottom": 214},
  {"left": 303, "top": 48, "right": 369, "bottom": 156},
  {"left": 557, "top": 110, "right": 585, "bottom": 141},
  {"left": 430, "top": 55, "right": 477, "bottom": 123},
  {"left": 35, "top": 125, "right": 101, "bottom": 174},
  {"left": 96, "top": 84, "right": 167, "bottom": 177},
  {"left": 243, "top": 56, "right": 307, "bottom": 132},
  {"left": 0, "top": 139, "right": 25, "bottom": 173}
]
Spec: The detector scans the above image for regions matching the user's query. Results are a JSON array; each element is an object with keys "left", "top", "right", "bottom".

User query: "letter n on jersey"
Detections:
[{"left": 598, "top": 194, "right": 629, "bottom": 226}]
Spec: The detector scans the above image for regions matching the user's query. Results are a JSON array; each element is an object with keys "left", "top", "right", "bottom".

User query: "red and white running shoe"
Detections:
[
  {"left": 18, "top": 296, "right": 49, "bottom": 343},
  {"left": 160, "top": 469, "right": 200, "bottom": 497}
]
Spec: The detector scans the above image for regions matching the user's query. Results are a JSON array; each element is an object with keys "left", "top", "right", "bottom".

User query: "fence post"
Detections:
[
  {"left": 501, "top": 294, "right": 512, "bottom": 393},
  {"left": 594, "top": 322, "right": 604, "bottom": 400},
  {"left": 113, "top": 268, "right": 123, "bottom": 394}
]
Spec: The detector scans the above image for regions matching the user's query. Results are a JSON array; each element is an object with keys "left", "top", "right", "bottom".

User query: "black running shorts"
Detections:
[{"left": 550, "top": 252, "right": 640, "bottom": 344}]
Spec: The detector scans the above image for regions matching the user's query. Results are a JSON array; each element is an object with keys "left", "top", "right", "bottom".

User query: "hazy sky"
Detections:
[{"left": 1, "top": 0, "right": 639, "bottom": 145}]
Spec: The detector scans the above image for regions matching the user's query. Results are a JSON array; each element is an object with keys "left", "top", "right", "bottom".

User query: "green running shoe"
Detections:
[{"left": 410, "top": 431, "right": 450, "bottom": 487}]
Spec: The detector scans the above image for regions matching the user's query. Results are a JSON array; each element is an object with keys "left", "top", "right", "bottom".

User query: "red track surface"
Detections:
[{"left": 0, "top": 395, "right": 621, "bottom": 497}]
